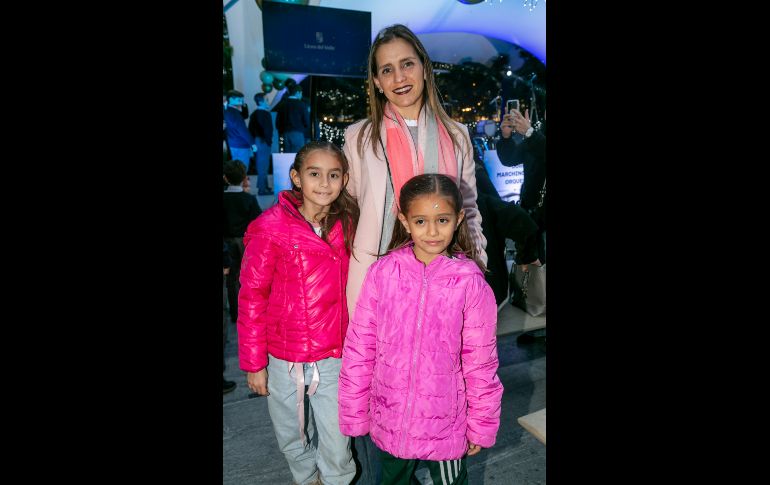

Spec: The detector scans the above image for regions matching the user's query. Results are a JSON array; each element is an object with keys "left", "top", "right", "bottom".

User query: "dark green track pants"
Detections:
[{"left": 379, "top": 448, "right": 468, "bottom": 485}]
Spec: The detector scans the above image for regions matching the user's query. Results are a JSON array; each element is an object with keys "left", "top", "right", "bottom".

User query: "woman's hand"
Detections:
[{"left": 247, "top": 369, "right": 269, "bottom": 396}]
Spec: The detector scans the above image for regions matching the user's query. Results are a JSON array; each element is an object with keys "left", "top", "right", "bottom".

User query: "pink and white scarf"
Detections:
[{"left": 382, "top": 102, "right": 458, "bottom": 209}]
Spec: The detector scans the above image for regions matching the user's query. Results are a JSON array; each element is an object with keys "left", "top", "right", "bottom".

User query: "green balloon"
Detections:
[
  {"left": 272, "top": 72, "right": 290, "bottom": 81},
  {"left": 272, "top": 78, "right": 285, "bottom": 90},
  {"left": 261, "top": 57, "right": 267, "bottom": 69},
  {"left": 262, "top": 83, "right": 273, "bottom": 93},
  {"left": 259, "top": 71, "right": 274, "bottom": 85}
]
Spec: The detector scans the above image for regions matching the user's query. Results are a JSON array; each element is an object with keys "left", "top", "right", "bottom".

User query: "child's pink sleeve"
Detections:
[
  {"left": 338, "top": 265, "right": 379, "bottom": 437},
  {"left": 461, "top": 274, "right": 504, "bottom": 448},
  {"left": 237, "top": 230, "right": 279, "bottom": 373}
]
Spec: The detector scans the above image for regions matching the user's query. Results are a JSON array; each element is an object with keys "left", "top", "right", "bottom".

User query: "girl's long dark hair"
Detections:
[
  {"left": 356, "top": 24, "right": 459, "bottom": 159},
  {"left": 386, "top": 173, "right": 485, "bottom": 272},
  {"left": 290, "top": 141, "right": 360, "bottom": 254}
]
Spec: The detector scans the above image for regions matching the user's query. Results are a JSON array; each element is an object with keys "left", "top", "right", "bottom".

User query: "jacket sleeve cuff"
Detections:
[
  {"left": 239, "top": 353, "right": 268, "bottom": 373},
  {"left": 339, "top": 422, "right": 370, "bottom": 437},
  {"left": 466, "top": 430, "right": 496, "bottom": 449},
  {"left": 240, "top": 364, "right": 267, "bottom": 374}
]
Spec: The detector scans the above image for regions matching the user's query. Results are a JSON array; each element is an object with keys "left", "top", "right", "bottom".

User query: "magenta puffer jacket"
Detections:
[
  {"left": 338, "top": 245, "right": 503, "bottom": 460},
  {"left": 237, "top": 191, "right": 350, "bottom": 372}
]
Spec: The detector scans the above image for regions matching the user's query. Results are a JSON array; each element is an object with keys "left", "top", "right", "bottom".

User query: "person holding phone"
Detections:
[{"left": 497, "top": 103, "right": 546, "bottom": 266}]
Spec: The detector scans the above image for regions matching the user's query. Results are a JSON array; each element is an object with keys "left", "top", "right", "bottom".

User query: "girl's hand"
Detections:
[
  {"left": 467, "top": 442, "right": 482, "bottom": 456},
  {"left": 247, "top": 369, "right": 269, "bottom": 396}
]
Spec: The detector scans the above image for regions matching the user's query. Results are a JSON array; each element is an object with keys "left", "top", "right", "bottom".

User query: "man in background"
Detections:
[
  {"left": 274, "top": 81, "right": 309, "bottom": 153},
  {"left": 224, "top": 89, "right": 257, "bottom": 173},
  {"left": 248, "top": 93, "right": 275, "bottom": 195}
]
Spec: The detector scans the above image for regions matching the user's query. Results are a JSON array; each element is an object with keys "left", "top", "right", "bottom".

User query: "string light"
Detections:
[
  {"left": 479, "top": 0, "right": 539, "bottom": 9},
  {"left": 318, "top": 121, "right": 346, "bottom": 146},
  {"left": 316, "top": 89, "right": 361, "bottom": 103}
]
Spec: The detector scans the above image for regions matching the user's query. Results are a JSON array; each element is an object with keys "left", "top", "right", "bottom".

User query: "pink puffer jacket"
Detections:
[
  {"left": 338, "top": 245, "right": 503, "bottom": 460},
  {"left": 237, "top": 191, "right": 350, "bottom": 372}
]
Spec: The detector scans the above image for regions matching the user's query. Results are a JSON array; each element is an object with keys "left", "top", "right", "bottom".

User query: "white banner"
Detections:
[
  {"left": 483, "top": 149, "right": 523, "bottom": 203},
  {"left": 272, "top": 153, "right": 295, "bottom": 194}
]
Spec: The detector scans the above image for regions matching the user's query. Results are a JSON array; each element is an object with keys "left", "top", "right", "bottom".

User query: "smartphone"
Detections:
[{"left": 506, "top": 99, "right": 520, "bottom": 113}]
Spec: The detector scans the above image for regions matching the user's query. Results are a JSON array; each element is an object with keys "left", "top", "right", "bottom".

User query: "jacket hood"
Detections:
[
  {"left": 243, "top": 190, "right": 304, "bottom": 245},
  {"left": 386, "top": 244, "right": 483, "bottom": 278},
  {"left": 277, "top": 189, "right": 304, "bottom": 218}
]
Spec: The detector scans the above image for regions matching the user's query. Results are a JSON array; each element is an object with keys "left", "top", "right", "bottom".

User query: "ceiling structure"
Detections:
[
  {"left": 318, "top": 0, "right": 545, "bottom": 64},
  {"left": 224, "top": 0, "right": 545, "bottom": 110}
]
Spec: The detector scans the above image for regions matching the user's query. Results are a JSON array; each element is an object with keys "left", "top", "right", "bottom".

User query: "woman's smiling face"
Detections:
[{"left": 373, "top": 38, "right": 425, "bottom": 120}]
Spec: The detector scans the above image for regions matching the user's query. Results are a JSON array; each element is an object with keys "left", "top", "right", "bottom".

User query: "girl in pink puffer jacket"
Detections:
[
  {"left": 339, "top": 173, "right": 503, "bottom": 485},
  {"left": 238, "top": 141, "right": 359, "bottom": 485}
]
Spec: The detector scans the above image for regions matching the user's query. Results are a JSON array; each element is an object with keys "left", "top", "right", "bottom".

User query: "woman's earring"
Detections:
[{"left": 378, "top": 88, "right": 383, "bottom": 94}]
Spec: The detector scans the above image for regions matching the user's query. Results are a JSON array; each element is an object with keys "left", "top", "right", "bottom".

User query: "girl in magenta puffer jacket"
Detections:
[
  {"left": 339, "top": 173, "right": 503, "bottom": 485},
  {"left": 238, "top": 141, "right": 359, "bottom": 485}
]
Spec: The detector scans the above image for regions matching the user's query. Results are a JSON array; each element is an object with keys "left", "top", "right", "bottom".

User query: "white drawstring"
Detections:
[{"left": 288, "top": 362, "right": 320, "bottom": 446}]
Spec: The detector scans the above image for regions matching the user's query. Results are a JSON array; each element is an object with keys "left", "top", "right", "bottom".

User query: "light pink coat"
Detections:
[
  {"left": 338, "top": 246, "right": 503, "bottom": 460},
  {"left": 342, "top": 117, "right": 488, "bottom": 323}
]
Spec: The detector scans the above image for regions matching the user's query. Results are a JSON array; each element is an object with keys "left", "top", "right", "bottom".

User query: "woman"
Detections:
[{"left": 343, "top": 24, "right": 488, "bottom": 319}]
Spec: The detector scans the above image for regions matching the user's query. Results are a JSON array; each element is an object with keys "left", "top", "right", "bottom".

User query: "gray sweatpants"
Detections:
[{"left": 266, "top": 355, "right": 356, "bottom": 485}]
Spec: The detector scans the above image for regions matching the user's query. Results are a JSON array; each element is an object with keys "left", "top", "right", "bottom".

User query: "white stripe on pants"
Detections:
[{"left": 439, "top": 458, "right": 463, "bottom": 485}]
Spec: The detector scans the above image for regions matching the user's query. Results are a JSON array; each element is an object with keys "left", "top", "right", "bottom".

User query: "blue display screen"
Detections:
[{"left": 262, "top": 2, "right": 371, "bottom": 78}]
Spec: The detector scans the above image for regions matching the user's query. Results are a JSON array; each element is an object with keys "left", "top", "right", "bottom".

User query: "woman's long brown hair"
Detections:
[
  {"left": 356, "top": 24, "right": 459, "bottom": 159},
  {"left": 290, "top": 141, "right": 360, "bottom": 254},
  {"left": 386, "top": 173, "right": 485, "bottom": 272}
]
